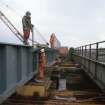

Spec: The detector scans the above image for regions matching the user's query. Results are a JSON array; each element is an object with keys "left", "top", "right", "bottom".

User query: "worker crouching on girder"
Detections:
[
  {"left": 38, "top": 48, "right": 46, "bottom": 81},
  {"left": 22, "top": 11, "right": 33, "bottom": 44}
]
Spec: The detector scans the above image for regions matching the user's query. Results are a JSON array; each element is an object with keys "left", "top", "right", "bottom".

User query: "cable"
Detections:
[
  {"left": 0, "top": 17, "right": 23, "bottom": 42},
  {"left": 0, "top": 11, "right": 24, "bottom": 43},
  {"left": 0, "top": 10, "right": 39, "bottom": 45},
  {"left": 0, "top": 1, "right": 49, "bottom": 46},
  {"left": 28, "top": 38, "right": 40, "bottom": 44},
  {"left": 0, "top": 10, "right": 41, "bottom": 45},
  {"left": 34, "top": 26, "right": 49, "bottom": 44}
]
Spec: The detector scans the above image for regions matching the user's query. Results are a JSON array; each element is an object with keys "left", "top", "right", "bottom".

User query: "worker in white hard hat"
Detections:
[
  {"left": 22, "top": 11, "right": 33, "bottom": 43},
  {"left": 38, "top": 48, "right": 46, "bottom": 80}
]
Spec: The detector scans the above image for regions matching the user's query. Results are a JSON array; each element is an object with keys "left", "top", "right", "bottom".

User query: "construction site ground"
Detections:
[{"left": 1, "top": 61, "right": 105, "bottom": 105}]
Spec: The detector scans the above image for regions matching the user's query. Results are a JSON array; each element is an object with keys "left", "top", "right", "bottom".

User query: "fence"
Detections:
[{"left": 74, "top": 41, "right": 105, "bottom": 91}]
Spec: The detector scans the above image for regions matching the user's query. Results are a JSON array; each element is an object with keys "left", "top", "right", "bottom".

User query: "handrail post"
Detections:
[
  {"left": 85, "top": 45, "right": 87, "bottom": 57},
  {"left": 89, "top": 44, "right": 91, "bottom": 59},
  {"left": 96, "top": 43, "right": 99, "bottom": 60},
  {"left": 94, "top": 43, "right": 99, "bottom": 79},
  {"left": 88, "top": 44, "right": 91, "bottom": 73},
  {"left": 32, "top": 25, "right": 34, "bottom": 46},
  {"left": 82, "top": 46, "right": 83, "bottom": 56}
]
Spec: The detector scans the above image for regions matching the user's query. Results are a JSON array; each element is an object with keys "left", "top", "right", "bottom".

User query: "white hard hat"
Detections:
[{"left": 40, "top": 48, "right": 45, "bottom": 52}]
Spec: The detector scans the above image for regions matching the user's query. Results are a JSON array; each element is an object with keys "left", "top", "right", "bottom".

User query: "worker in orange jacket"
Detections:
[
  {"left": 38, "top": 48, "right": 46, "bottom": 80},
  {"left": 22, "top": 11, "right": 33, "bottom": 43}
]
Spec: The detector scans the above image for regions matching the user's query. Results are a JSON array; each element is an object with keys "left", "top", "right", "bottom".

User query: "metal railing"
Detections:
[
  {"left": 74, "top": 40, "right": 105, "bottom": 91},
  {"left": 75, "top": 40, "right": 105, "bottom": 64}
]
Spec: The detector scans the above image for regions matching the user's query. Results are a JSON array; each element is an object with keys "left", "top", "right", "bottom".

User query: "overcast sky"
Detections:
[{"left": 0, "top": 0, "right": 105, "bottom": 47}]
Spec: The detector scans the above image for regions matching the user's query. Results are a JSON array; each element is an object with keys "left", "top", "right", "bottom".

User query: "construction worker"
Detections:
[
  {"left": 38, "top": 48, "right": 46, "bottom": 80},
  {"left": 22, "top": 11, "right": 33, "bottom": 43},
  {"left": 50, "top": 33, "right": 55, "bottom": 48}
]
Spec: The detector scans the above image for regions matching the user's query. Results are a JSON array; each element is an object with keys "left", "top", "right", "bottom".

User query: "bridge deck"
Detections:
[{"left": 1, "top": 61, "right": 105, "bottom": 105}]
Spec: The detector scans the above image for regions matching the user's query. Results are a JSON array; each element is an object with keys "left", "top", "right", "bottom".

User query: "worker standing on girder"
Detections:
[
  {"left": 22, "top": 11, "right": 33, "bottom": 43},
  {"left": 38, "top": 48, "right": 46, "bottom": 81}
]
